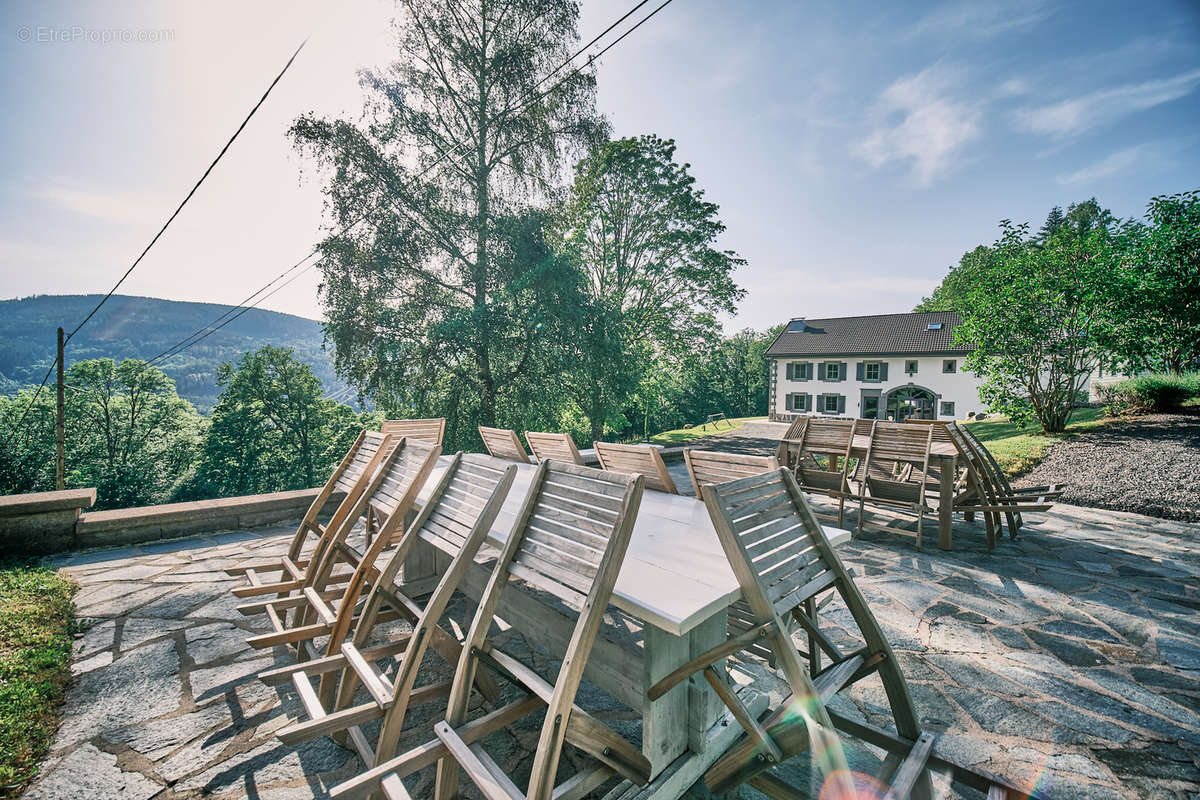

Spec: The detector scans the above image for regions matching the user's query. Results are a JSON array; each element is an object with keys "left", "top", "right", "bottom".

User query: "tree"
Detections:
[
  {"left": 554, "top": 135, "right": 745, "bottom": 440},
  {"left": 1107, "top": 190, "right": 1200, "bottom": 374},
  {"left": 956, "top": 221, "right": 1120, "bottom": 432},
  {"left": 1037, "top": 206, "right": 1065, "bottom": 241},
  {"left": 914, "top": 245, "right": 993, "bottom": 312},
  {"left": 0, "top": 359, "right": 200, "bottom": 508},
  {"left": 187, "top": 346, "right": 365, "bottom": 498},
  {"left": 290, "top": 0, "right": 603, "bottom": 448}
]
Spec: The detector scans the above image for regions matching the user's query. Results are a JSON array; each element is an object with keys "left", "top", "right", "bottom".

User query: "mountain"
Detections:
[{"left": 0, "top": 294, "right": 352, "bottom": 411}]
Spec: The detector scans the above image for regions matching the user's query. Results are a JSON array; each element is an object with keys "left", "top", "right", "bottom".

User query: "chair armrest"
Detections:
[{"left": 647, "top": 621, "right": 770, "bottom": 701}]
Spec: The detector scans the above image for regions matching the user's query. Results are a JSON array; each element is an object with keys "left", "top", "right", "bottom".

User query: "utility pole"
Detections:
[{"left": 56, "top": 327, "right": 65, "bottom": 490}]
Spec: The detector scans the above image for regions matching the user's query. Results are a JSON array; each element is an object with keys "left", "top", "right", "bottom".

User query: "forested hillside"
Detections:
[{"left": 0, "top": 294, "right": 349, "bottom": 409}]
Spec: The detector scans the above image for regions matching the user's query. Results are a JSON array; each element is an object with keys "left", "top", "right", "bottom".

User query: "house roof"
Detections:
[{"left": 764, "top": 311, "right": 974, "bottom": 357}]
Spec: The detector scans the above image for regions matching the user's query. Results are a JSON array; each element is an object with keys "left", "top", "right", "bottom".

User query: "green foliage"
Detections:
[
  {"left": 647, "top": 416, "right": 764, "bottom": 445},
  {"left": 0, "top": 359, "right": 201, "bottom": 508},
  {"left": 554, "top": 135, "right": 745, "bottom": 440},
  {"left": 182, "top": 346, "right": 369, "bottom": 498},
  {"left": 1104, "top": 191, "right": 1200, "bottom": 374},
  {"left": 957, "top": 217, "right": 1121, "bottom": 433},
  {"left": 1098, "top": 372, "right": 1200, "bottom": 415},
  {"left": 0, "top": 559, "right": 75, "bottom": 795},
  {"left": 0, "top": 295, "right": 346, "bottom": 411},
  {"left": 914, "top": 245, "right": 993, "bottom": 312},
  {"left": 290, "top": 0, "right": 602, "bottom": 446}
]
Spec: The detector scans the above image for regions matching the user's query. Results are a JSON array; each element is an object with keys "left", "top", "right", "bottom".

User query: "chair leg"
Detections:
[
  {"left": 856, "top": 497, "right": 865, "bottom": 536},
  {"left": 836, "top": 496, "right": 845, "bottom": 528},
  {"left": 915, "top": 508, "right": 923, "bottom": 551}
]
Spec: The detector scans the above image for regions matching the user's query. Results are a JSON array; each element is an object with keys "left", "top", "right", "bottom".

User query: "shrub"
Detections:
[{"left": 1101, "top": 372, "right": 1200, "bottom": 415}]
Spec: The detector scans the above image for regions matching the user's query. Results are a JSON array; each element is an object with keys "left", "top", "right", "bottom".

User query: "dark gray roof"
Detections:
[{"left": 765, "top": 311, "right": 974, "bottom": 357}]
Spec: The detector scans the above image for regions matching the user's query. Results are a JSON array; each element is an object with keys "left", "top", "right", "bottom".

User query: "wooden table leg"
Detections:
[
  {"left": 643, "top": 624, "right": 690, "bottom": 777},
  {"left": 938, "top": 454, "right": 954, "bottom": 551},
  {"left": 686, "top": 609, "right": 728, "bottom": 754}
]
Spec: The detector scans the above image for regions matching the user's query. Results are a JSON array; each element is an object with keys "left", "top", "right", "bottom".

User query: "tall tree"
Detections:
[
  {"left": 188, "top": 346, "right": 365, "bottom": 498},
  {"left": 1108, "top": 190, "right": 1200, "bottom": 373},
  {"left": 957, "top": 221, "right": 1120, "bottom": 432},
  {"left": 555, "top": 135, "right": 745, "bottom": 440},
  {"left": 290, "top": 0, "right": 603, "bottom": 446}
]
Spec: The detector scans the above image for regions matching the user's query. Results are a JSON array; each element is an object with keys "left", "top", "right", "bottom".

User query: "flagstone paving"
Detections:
[{"left": 25, "top": 498, "right": 1200, "bottom": 799}]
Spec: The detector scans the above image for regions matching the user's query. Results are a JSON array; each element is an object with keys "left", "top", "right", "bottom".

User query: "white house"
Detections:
[{"left": 766, "top": 312, "right": 987, "bottom": 422}]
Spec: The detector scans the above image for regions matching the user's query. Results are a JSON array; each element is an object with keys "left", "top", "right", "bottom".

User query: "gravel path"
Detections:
[{"left": 1016, "top": 412, "right": 1200, "bottom": 522}]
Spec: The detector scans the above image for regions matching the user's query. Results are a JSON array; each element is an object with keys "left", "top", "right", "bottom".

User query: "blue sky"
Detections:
[{"left": 0, "top": 0, "right": 1197, "bottom": 333}]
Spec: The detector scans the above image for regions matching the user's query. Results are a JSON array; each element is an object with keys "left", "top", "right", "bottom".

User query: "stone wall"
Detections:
[{"left": 0, "top": 487, "right": 342, "bottom": 555}]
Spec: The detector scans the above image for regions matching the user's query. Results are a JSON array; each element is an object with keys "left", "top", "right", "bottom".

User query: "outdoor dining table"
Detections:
[{"left": 402, "top": 456, "right": 851, "bottom": 797}]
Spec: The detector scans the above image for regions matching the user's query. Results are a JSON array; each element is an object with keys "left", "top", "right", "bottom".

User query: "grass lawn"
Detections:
[
  {"left": 963, "top": 406, "right": 1112, "bottom": 477},
  {"left": 0, "top": 560, "right": 75, "bottom": 796},
  {"left": 647, "top": 415, "right": 767, "bottom": 445}
]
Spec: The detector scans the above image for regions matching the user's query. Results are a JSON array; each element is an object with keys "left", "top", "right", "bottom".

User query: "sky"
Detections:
[{"left": 1, "top": 0, "right": 1197, "bottom": 333}]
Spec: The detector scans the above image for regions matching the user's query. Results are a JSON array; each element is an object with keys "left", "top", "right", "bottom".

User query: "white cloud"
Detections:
[
  {"left": 1055, "top": 145, "right": 1149, "bottom": 185},
  {"left": 854, "top": 65, "right": 981, "bottom": 186},
  {"left": 1015, "top": 69, "right": 1200, "bottom": 138},
  {"left": 904, "top": 0, "right": 1052, "bottom": 41}
]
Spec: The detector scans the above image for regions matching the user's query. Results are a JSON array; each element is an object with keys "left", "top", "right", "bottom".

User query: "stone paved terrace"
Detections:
[{"left": 25, "top": 496, "right": 1200, "bottom": 800}]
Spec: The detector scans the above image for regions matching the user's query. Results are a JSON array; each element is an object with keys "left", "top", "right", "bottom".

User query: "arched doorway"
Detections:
[{"left": 884, "top": 386, "right": 936, "bottom": 422}]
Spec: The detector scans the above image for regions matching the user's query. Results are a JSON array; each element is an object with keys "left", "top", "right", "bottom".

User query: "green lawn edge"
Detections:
[
  {"left": 0, "top": 560, "right": 76, "bottom": 797},
  {"left": 647, "top": 415, "right": 767, "bottom": 445},
  {"left": 962, "top": 406, "right": 1113, "bottom": 477}
]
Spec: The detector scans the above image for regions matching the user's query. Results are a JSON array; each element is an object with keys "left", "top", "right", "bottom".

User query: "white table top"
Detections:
[{"left": 417, "top": 457, "right": 849, "bottom": 637}]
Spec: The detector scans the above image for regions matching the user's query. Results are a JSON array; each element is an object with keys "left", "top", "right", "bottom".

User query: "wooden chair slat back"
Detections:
[
  {"left": 509, "top": 461, "right": 635, "bottom": 607},
  {"left": 781, "top": 415, "right": 809, "bottom": 440},
  {"left": 867, "top": 422, "right": 933, "bottom": 464},
  {"left": 684, "top": 449, "right": 778, "bottom": 499},
  {"left": 802, "top": 418, "right": 856, "bottom": 453},
  {"left": 706, "top": 470, "right": 831, "bottom": 614},
  {"left": 904, "top": 417, "right": 955, "bottom": 444},
  {"left": 364, "top": 438, "right": 441, "bottom": 525},
  {"left": 381, "top": 417, "right": 446, "bottom": 446},
  {"left": 333, "top": 430, "right": 390, "bottom": 494},
  {"left": 593, "top": 441, "right": 678, "bottom": 494},
  {"left": 478, "top": 425, "right": 530, "bottom": 463},
  {"left": 853, "top": 418, "right": 876, "bottom": 437},
  {"left": 416, "top": 453, "right": 510, "bottom": 557},
  {"left": 524, "top": 431, "right": 584, "bottom": 465}
]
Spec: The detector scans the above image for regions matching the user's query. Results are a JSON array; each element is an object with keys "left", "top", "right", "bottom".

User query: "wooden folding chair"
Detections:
[
  {"left": 382, "top": 418, "right": 447, "bottom": 446},
  {"left": 258, "top": 453, "right": 516, "bottom": 763},
  {"left": 953, "top": 424, "right": 1062, "bottom": 541},
  {"left": 524, "top": 431, "right": 585, "bottom": 465},
  {"left": 478, "top": 425, "right": 531, "bottom": 463},
  {"left": 781, "top": 418, "right": 856, "bottom": 527},
  {"left": 684, "top": 448, "right": 778, "bottom": 501},
  {"left": 856, "top": 422, "right": 936, "bottom": 549},
  {"left": 329, "top": 461, "right": 651, "bottom": 800},
  {"left": 593, "top": 441, "right": 678, "bottom": 494},
  {"left": 646, "top": 468, "right": 1032, "bottom": 800},
  {"left": 774, "top": 415, "right": 808, "bottom": 468},
  {"left": 237, "top": 437, "right": 440, "bottom": 654},
  {"left": 226, "top": 430, "right": 393, "bottom": 599}
]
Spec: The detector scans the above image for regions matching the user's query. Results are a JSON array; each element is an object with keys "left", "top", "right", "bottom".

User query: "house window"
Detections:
[
  {"left": 826, "top": 362, "right": 840, "bottom": 381},
  {"left": 790, "top": 393, "right": 809, "bottom": 412},
  {"left": 864, "top": 362, "right": 880, "bottom": 381},
  {"left": 824, "top": 394, "right": 840, "bottom": 414},
  {"left": 793, "top": 362, "right": 811, "bottom": 380},
  {"left": 905, "top": 359, "right": 918, "bottom": 375},
  {"left": 940, "top": 401, "right": 956, "bottom": 417},
  {"left": 943, "top": 359, "right": 957, "bottom": 374}
]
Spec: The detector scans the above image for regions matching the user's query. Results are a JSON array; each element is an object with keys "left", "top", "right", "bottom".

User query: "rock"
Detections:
[
  {"left": 189, "top": 654, "right": 277, "bottom": 701},
  {"left": 185, "top": 622, "right": 252, "bottom": 665},
  {"left": 24, "top": 743, "right": 161, "bottom": 800},
  {"left": 54, "top": 639, "right": 182, "bottom": 749},
  {"left": 176, "top": 735, "right": 352, "bottom": 794}
]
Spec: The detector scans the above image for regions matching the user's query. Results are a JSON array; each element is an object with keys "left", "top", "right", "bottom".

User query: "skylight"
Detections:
[{"left": 927, "top": 322, "right": 943, "bottom": 330}]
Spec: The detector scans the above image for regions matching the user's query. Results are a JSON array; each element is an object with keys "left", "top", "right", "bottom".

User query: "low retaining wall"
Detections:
[
  {"left": 0, "top": 489, "right": 97, "bottom": 555},
  {"left": 0, "top": 488, "right": 342, "bottom": 555}
]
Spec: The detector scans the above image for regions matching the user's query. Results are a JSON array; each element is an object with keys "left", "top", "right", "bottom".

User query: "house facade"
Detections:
[{"left": 766, "top": 312, "right": 986, "bottom": 422}]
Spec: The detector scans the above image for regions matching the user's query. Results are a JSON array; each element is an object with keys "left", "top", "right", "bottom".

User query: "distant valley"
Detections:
[{"left": 0, "top": 294, "right": 353, "bottom": 411}]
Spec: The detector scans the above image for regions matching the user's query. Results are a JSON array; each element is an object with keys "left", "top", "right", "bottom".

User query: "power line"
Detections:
[
  {"left": 145, "top": 0, "right": 675, "bottom": 369},
  {"left": 65, "top": 39, "right": 307, "bottom": 344}
]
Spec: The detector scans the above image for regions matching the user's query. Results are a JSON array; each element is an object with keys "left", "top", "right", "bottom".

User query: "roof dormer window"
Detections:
[{"left": 927, "top": 322, "right": 943, "bottom": 330}]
